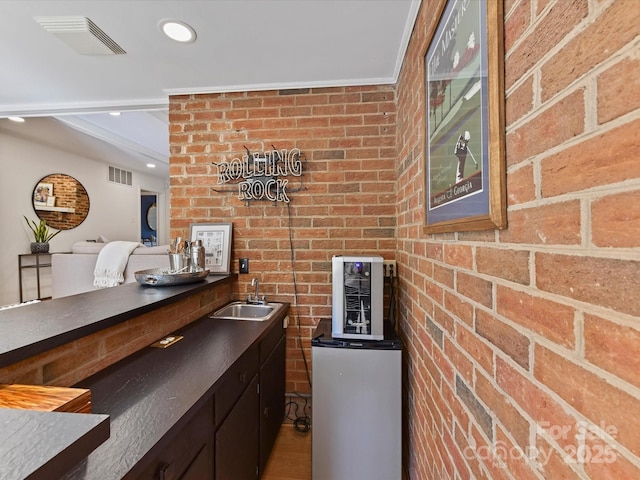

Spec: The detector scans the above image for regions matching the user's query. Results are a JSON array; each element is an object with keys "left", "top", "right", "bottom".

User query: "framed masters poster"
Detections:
[{"left": 424, "top": 0, "right": 507, "bottom": 233}]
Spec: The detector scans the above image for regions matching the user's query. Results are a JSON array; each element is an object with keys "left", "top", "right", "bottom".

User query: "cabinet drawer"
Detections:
[
  {"left": 260, "top": 321, "right": 285, "bottom": 363},
  {"left": 135, "top": 398, "right": 214, "bottom": 480},
  {"left": 215, "top": 345, "right": 259, "bottom": 427}
]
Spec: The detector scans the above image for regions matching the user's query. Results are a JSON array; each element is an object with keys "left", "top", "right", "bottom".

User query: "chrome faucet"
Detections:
[{"left": 248, "top": 277, "right": 266, "bottom": 304}]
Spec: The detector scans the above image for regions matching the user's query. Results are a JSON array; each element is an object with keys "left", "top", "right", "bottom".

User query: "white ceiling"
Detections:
[{"left": 0, "top": 0, "right": 420, "bottom": 178}]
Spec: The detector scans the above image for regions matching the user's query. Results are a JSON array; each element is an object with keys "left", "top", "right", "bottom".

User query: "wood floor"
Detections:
[{"left": 262, "top": 424, "right": 312, "bottom": 480}]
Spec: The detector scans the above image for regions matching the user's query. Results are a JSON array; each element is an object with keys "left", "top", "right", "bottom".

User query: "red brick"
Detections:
[
  {"left": 536, "top": 252, "right": 640, "bottom": 316},
  {"left": 456, "top": 324, "right": 494, "bottom": 376},
  {"left": 499, "top": 200, "right": 581, "bottom": 245},
  {"left": 496, "top": 356, "right": 579, "bottom": 454},
  {"left": 457, "top": 272, "right": 493, "bottom": 308},
  {"left": 584, "top": 436, "right": 640, "bottom": 479},
  {"left": 442, "top": 424, "right": 471, "bottom": 479},
  {"left": 506, "top": 89, "right": 585, "bottom": 165},
  {"left": 496, "top": 285, "right": 575, "bottom": 348},
  {"left": 598, "top": 56, "right": 640, "bottom": 124},
  {"left": 541, "top": 0, "right": 640, "bottom": 102},
  {"left": 456, "top": 375, "right": 493, "bottom": 439},
  {"left": 505, "top": 0, "right": 588, "bottom": 90},
  {"left": 436, "top": 381, "right": 455, "bottom": 435},
  {"left": 444, "top": 291, "right": 474, "bottom": 327},
  {"left": 444, "top": 244, "right": 473, "bottom": 269},
  {"left": 433, "top": 263, "right": 454, "bottom": 289},
  {"left": 469, "top": 424, "right": 513, "bottom": 480},
  {"left": 504, "top": 0, "right": 531, "bottom": 53},
  {"left": 494, "top": 426, "right": 540, "bottom": 480},
  {"left": 506, "top": 164, "right": 536, "bottom": 206},
  {"left": 584, "top": 314, "right": 640, "bottom": 387},
  {"left": 591, "top": 189, "right": 640, "bottom": 248},
  {"left": 534, "top": 344, "right": 640, "bottom": 457},
  {"left": 535, "top": 435, "right": 582, "bottom": 479},
  {"left": 476, "top": 247, "right": 530, "bottom": 285},
  {"left": 444, "top": 338, "right": 473, "bottom": 383},
  {"left": 476, "top": 310, "right": 530, "bottom": 369},
  {"left": 541, "top": 119, "right": 640, "bottom": 197},
  {"left": 475, "top": 372, "right": 531, "bottom": 449},
  {"left": 453, "top": 424, "right": 490, "bottom": 480},
  {"left": 505, "top": 75, "right": 534, "bottom": 126}
]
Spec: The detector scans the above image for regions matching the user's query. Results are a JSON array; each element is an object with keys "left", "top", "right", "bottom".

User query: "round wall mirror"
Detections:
[
  {"left": 147, "top": 203, "right": 157, "bottom": 231},
  {"left": 32, "top": 174, "right": 90, "bottom": 230}
]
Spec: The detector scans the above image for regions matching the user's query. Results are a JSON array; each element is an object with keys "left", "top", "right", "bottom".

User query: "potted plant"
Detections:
[{"left": 23, "top": 216, "right": 60, "bottom": 253}]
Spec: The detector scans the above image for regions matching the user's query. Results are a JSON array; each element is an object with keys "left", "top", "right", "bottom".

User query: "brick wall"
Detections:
[
  {"left": 35, "top": 174, "right": 90, "bottom": 230},
  {"left": 0, "top": 284, "right": 230, "bottom": 387},
  {"left": 168, "top": 87, "right": 398, "bottom": 394},
  {"left": 167, "top": 0, "right": 639, "bottom": 476},
  {"left": 396, "top": 0, "right": 640, "bottom": 478}
]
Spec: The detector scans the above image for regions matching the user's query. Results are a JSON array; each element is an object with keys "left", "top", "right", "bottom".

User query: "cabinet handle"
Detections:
[
  {"left": 239, "top": 371, "right": 247, "bottom": 384},
  {"left": 264, "top": 406, "right": 270, "bottom": 418}
]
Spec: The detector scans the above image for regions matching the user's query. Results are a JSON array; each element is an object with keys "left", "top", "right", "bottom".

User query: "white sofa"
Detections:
[{"left": 52, "top": 242, "right": 170, "bottom": 298}]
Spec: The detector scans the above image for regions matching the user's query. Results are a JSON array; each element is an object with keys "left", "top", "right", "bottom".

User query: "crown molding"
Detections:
[{"left": 0, "top": 100, "right": 168, "bottom": 118}]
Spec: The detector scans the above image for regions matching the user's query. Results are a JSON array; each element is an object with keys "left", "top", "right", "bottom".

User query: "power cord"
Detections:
[
  {"left": 285, "top": 202, "right": 312, "bottom": 434},
  {"left": 287, "top": 202, "right": 312, "bottom": 389},
  {"left": 285, "top": 393, "right": 311, "bottom": 433},
  {"left": 386, "top": 272, "right": 397, "bottom": 333}
]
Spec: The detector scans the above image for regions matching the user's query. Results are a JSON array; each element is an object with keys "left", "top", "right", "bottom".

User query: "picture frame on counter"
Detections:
[
  {"left": 190, "top": 223, "right": 232, "bottom": 274},
  {"left": 423, "top": 0, "right": 507, "bottom": 234}
]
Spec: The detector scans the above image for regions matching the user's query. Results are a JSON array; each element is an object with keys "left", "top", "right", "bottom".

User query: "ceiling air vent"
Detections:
[
  {"left": 108, "top": 166, "right": 133, "bottom": 186},
  {"left": 34, "top": 16, "right": 126, "bottom": 55}
]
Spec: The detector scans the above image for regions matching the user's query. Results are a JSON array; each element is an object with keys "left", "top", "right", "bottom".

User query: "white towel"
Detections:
[{"left": 93, "top": 241, "right": 141, "bottom": 288}]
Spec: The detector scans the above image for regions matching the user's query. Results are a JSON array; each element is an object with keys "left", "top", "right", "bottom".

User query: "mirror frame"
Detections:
[
  {"left": 32, "top": 173, "right": 90, "bottom": 230},
  {"left": 146, "top": 202, "right": 157, "bottom": 231}
]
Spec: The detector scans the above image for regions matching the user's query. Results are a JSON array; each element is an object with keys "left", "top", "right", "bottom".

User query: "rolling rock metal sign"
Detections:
[{"left": 212, "top": 147, "right": 305, "bottom": 205}]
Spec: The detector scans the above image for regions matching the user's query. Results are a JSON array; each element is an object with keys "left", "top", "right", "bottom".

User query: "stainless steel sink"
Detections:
[{"left": 210, "top": 301, "right": 286, "bottom": 321}]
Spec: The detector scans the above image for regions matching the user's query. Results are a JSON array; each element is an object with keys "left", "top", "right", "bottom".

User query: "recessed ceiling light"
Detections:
[
  {"left": 146, "top": 163, "right": 156, "bottom": 168},
  {"left": 8, "top": 116, "right": 25, "bottom": 123},
  {"left": 109, "top": 111, "right": 121, "bottom": 116},
  {"left": 160, "top": 20, "right": 196, "bottom": 43}
]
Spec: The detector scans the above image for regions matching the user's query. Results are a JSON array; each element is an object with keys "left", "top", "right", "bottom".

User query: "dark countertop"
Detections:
[
  {"left": 63, "top": 311, "right": 286, "bottom": 480},
  {"left": 0, "top": 408, "right": 109, "bottom": 480},
  {"left": 0, "top": 276, "right": 230, "bottom": 369},
  {"left": 0, "top": 275, "right": 234, "bottom": 480}
]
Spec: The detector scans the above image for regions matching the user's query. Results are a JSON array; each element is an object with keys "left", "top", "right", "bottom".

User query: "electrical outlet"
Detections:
[
  {"left": 383, "top": 260, "right": 397, "bottom": 277},
  {"left": 239, "top": 258, "right": 249, "bottom": 274}
]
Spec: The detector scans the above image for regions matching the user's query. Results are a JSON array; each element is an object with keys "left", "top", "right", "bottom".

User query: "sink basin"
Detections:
[{"left": 210, "top": 301, "right": 286, "bottom": 321}]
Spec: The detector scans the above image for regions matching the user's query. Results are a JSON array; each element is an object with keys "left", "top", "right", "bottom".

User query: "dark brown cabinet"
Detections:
[
  {"left": 135, "top": 317, "right": 286, "bottom": 480},
  {"left": 215, "top": 374, "right": 260, "bottom": 480},
  {"left": 136, "top": 398, "right": 214, "bottom": 480},
  {"left": 259, "top": 335, "right": 286, "bottom": 474},
  {"left": 213, "top": 319, "right": 286, "bottom": 479},
  {"left": 181, "top": 443, "right": 214, "bottom": 480}
]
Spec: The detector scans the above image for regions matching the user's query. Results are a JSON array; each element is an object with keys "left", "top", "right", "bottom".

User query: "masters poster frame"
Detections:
[
  {"left": 189, "top": 222, "right": 232, "bottom": 274},
  {"left": 424, "top": 0, "right": 506, "bottom": 234}
]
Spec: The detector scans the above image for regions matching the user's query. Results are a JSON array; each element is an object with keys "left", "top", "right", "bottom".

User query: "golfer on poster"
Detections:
[{"left": 454, "top": 131, "right": 478, "bottom": 183}]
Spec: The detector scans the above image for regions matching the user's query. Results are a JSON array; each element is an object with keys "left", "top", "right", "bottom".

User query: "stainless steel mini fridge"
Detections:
[{"left": 312, "top": 319, "right": 402, "bottom": 480}]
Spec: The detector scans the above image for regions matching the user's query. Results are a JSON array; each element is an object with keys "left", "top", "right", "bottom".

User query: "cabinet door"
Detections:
[
  {"left": 180, "top": 442, "right": 213, "bottom": 480},
  {"left": 259, "top": 335, "right": 286, "bottom": 474},
  {"left": 215, "top": 375, "right": 259, "bottom": 480},
  {"left": 135, "top": 399, "right": 214, "bottom": 480}
]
